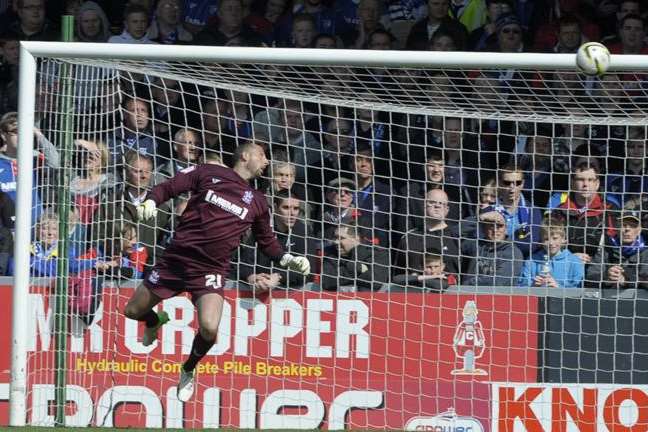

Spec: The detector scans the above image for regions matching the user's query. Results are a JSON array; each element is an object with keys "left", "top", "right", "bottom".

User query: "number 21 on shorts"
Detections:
[{"left": 205, "top": 274, "right": 222, "bottom": 289}]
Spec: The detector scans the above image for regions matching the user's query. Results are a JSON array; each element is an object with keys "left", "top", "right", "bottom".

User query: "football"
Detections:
[{"left": 575, "top": 42, "right": 611, "bottom": 76}]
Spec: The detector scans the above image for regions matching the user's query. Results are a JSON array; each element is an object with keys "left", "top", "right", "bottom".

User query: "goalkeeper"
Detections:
[{"left": 123, "top": 141, "right": 310, "bottom": 402}]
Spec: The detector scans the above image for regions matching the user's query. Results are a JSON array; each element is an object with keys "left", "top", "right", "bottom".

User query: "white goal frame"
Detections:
[{"left": 10, "top": 41, "right": 647, "bottom": 426}]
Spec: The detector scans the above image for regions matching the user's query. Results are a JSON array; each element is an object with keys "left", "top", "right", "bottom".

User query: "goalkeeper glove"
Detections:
[
  {"left": 280, "top": 253, "right": 311, "bottom": 276},
  {"left": 137, "top": 199, "right": 157, "bottom": 221}
]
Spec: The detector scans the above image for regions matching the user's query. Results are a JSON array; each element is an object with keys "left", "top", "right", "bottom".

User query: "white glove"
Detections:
[
  {"left": 137, "top": 199, "right": 157, "bottom": 221},
  {"left": 280, "top": 253, "right": 311, "bottom": 276}
]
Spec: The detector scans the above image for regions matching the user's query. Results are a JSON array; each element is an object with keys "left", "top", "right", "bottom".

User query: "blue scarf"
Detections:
[{"left": 610, "top": 234, "right": 647, "bottom": 258}]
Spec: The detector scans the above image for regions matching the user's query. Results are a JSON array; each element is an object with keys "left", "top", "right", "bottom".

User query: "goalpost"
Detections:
[{"left": 10, "top": 41, "right": 648, "bottom": 429}]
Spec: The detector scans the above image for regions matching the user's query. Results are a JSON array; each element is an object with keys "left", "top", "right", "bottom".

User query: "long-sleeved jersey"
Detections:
[{"left": 148, "top": 163, "right": 284, "bottom": 277}]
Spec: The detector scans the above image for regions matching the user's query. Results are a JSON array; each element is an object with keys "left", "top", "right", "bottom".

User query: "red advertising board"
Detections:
[
  {"left": 492, "top": 383, "right": 648, "bottom": 432},
  {"left": 0, "top": 283, "right": 539, "bottom": 429}
]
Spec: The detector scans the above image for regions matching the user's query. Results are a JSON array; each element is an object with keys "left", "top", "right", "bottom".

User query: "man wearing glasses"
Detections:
[
  {"left": 462, "top": 204, "right": 523, "bottom": 287},
  {"left": 394, "top": 188, "right": 460, "bottom": 279},
  {"left": 495, "top": 163, "right": 542, "bottom": 258}
]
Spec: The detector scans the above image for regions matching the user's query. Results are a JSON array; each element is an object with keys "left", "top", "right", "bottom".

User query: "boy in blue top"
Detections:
[{"left": 519, "top": 217, "right": 584, "bottom": 288}]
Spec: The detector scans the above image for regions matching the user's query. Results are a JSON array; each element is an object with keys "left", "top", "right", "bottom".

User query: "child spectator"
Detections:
[
  {"left": 85, "top": 221, "right": 148, "bottom": 280},
  {"left": 27, "top": 211, "right": 95, "bottom": 277},
  {"left": 290, "top": 13, "right": 317, "bottom": 48},
  {"left": 518, "top": 217, "right": 584, "bottom": 288},
  {"left": 392, "top": 253, "right": 457, "bottom": 292},
  {"left": 108, "top": 3, "right": 155, "bottom": 44},
  {"left": 73, "top": 220, "right": 147, "bottom": 324}
]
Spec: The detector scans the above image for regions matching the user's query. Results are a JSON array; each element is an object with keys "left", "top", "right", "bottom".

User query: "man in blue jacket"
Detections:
[{"left": 495, "top": 163, "right": 543, "bottom": 258}]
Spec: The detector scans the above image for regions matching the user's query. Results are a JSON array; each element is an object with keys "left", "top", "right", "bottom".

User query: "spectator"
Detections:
[
  {"left": 462, "top": 204, "right": 524, "bottom": 286},
  {"left": 406, "top": 0, "right": 468, "bottom": 50},
  {"left": 466, "top": 177, "right": 497, "bottom": 218},
  {"left": 340, "top": 0, "right": 386, "bottom": 48},
  {"left": 158, "top": 128, "right": 201, "bottom": 180},
  {"left": 532, "top": 0, "right": 599, "bottom": 53},
  {"left": 201, "top": 99, "right": 236, "bottom": 166},
  {"left": 193, "top": 0, "right": 263, "bottom": 46},
  {"left": 354, "top": 108, "right": 392, "bottom": 179},
  {"left": 221, "top": 90, "right": 254, "bottom": 144},
  {"left": 183, "top": 0, "right": 218, "bottom": 34},
  {"left": 0, "top": 36, "right": 19, "bottom": 117},
  {"left": 239, "top": 191, "right": 317, "bottom": 290},
  {"left": 2, "top": 0, "right": 58, "bottom": 41},
  {"left": 108, "top": 4, "right": 155, "bottom": 44},
  {"left": 265, "top": 156, "right": 309, "bottom": 201},
  {"left": 367, "top": 28, "right": 396, "bottom": 50},
  {"left": 88, "top": 220, "right": 148, "bottom": 280},
  {"left": 25, "top": 211, "right": 96, "bottom": 277},
  {"left": 586, "top": 211, "right": 648, "bottom": 295},
  {"left": 307, "top": 117, "right": 353, "bottom": 202},
  {"left": 245, "top": 0, "right": 289, "bottom": 45},
  {"left": 544, "top": 15, "right": 587, "bottom": 53},
  {"left": 97, "top": 151, "right": 171, "bottom": 265},
  {"left": 394, "top": 188, "right": 460, "bottom": 277},
  {"left": 608, "top": 13, "right": 648, "bottom": 54},
  {"left": 147, "top": 0, "right": 193, "bottom": 44},
  {"left": 547, "top": 161, "right": 619, "bottom": 263},
  {"left": 312, "top": 32, "right": 337, "bottom": 48},
  {"left": 75, "top": 1, "right": 111, "bottom": 42},
  {"left": 0, "top": 112, "right": 58, "bottom": 219},
  {"left": 600, "top": 0, "right": 640, "bottom": 43},
  {"left": 516, "top": 126, "right": 554, "bottom": 207},
  {"left": 353, "top": 144, "right": 391, "bottom": 247},
  {"left": 448, "top": 0, "right": 487, "bottom": 33},
  {"left": 468, "top": 0, "right": 511, "bottom": 50},
  {"left": 290, "top": 13, "right": 317, "bottom": 48},
  {"left": 321, "top": 224, "right": 390, "bottom": 291},
  {"left": 518, "top": 216, "right": 584, "bottom": 288},
  {"left": 607, "top": 127, "right": 648, "bottom": 215},
  {"left": 387, "top": 0, "right": 427, "bottom": 22},
  {"left": 110, "top": 97, "right": 157, "bottom": 163},
  {"left": 493, "top": 163, "right": 543, "bottom": 258},
  {"left": 395, "top": 149, "right": 464, "bottom": 236},
  {"left": 0, "top": 190, "right": 14, "bottom": 230},
  {"left": 489, "top": 12, "right": 524, "bottom": 52},
  {"left": 319, "top": 177, "right": 360, "bottom": 239},
  {"left": 275, "top": 0, "right": 336, "bottom": 47},
  {"left": 392, "top": 253, "right": 457, "bottom": 292},
  {"left": 429, "top": 28, "right": 460, "bottom": 50},
  {"left": 70, "top": 139, "right": 117, "bottom": 224},
  {"left": 149, "top": 78, "right": 198, "bottom": 162}
]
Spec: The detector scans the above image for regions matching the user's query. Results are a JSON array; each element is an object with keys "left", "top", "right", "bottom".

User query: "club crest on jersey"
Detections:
[{"left": 242, "top": 190, "right": 253, "bottom": 204}]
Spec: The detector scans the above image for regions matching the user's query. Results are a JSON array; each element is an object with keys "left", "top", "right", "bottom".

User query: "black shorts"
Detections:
[{"left": 143, "top": 263, "right": 224, "bottom": 304}]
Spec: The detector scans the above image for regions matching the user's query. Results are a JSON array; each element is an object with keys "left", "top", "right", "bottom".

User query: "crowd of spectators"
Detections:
[{"left": 0, "top": 0, "right": 647, "bottom": 302}]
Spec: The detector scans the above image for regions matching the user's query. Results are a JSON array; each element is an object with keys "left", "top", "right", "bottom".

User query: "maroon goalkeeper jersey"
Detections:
[{"left": 147, "top": 164, "right": 284, "bottom": 277}]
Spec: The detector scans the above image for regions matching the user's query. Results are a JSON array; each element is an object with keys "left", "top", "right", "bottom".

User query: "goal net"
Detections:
[{"left": 9, "top": 44, "right": 648, "bottom": 430}]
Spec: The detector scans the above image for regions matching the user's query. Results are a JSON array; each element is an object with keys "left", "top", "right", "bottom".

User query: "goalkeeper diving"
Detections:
[{"left": 123, "top": 141, "right": 310, "bottom": 402}]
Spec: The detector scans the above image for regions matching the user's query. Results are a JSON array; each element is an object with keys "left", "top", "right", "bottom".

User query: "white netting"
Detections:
[{"left": 16, "top": 52, "right": 648, "bottom": 429}]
